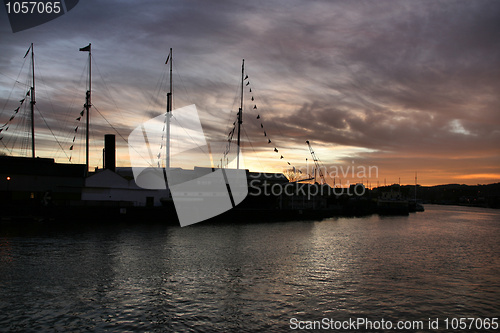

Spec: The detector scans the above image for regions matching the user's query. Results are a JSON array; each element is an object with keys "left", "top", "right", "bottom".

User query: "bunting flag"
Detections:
[
  {"left": 239, "top": 75, "right": 296, "bottom": 171},
  {"left": 1, "top": 92, "right": 35, "bottom": 129},
  {"left": 79, "top": 44, "right": 91, "bottom": 52},
  {"left": 68, "top": 92, "right": 91, "bottom": 162}
]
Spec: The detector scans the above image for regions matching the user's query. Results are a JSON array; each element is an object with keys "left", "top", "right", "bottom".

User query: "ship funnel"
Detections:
[{"left": 104, "top": 134, "right": 116, "bottom": 172}]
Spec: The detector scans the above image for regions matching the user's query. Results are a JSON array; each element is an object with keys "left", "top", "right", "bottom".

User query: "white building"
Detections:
[{"left": 82, "top": 169, "right": 169, "bottom": 207}]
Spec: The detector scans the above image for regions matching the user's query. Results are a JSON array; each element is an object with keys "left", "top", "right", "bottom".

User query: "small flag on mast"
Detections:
[{"left": 79, "top": 44, "right": 91, "bottom": 52}]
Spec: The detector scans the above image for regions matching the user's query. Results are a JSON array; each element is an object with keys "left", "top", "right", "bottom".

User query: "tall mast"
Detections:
[
  {"left": 78, "top": 43, "right": 92, "bottom": 175},
  {"left": 30, "top": 43, "right": 35, "bottom": 158},
  {"left": 237, "top": 59, "right": 244, "bottom": 169},
  {"left": 86, "top": 45, "right": 91, "bottom": 176},
  {"left": 166, "top": 48, "right": 172, "bottom": 171}
]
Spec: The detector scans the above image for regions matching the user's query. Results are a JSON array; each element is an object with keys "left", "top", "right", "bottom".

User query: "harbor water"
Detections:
[{"left": 1, "top": 205, "right": 499, "bottom": 332}]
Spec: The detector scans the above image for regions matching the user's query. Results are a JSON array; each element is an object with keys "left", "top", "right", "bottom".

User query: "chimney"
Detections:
[{"left": 104, "top": 134, "right": 116, "bottom": 172}]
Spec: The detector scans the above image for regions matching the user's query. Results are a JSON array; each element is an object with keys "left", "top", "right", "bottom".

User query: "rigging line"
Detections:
[
  {"left": 0, "top": 137, "right": 12, "bottom": 154},
  {"left": 220, "top": 111, "right": 238, "bottom": 162},
  {"left": 92, "top": 104, "right": 128, "bottom": 144},
  {"left": 245, "top": 74, "right": 289, "bottom": 146},
  {"left": 242, "top": 126, "right": 265, "bottom": 171},
  {"left": 17, "top": 104, "right": 30, "bottom": 156},
  {"left": 169, "top": 114, "right": 208, "bottom": 156},
  {"left": 33, "top": 61, "right": 67, "bottom": 156},
  {"left": 92, "top": 55, "right": 130, "bottom": 132},
  {"left": 220, "top": 79, "right": 244, "bottom": 159},
  {"left": 168, "top": 62, "right": 218, "bottom": 159},
  {"left": 4, "top": 101, "right": 26, "bottom": 153},
  {"left": 54, "top": 64, "right": 89, "bottom": 162},
  {"left": 0, "top": 55, "right": 30, "bottom": 117},
  {"left": 0, "top": 71, "right": 30, "bottom": 87},
  {"left": 69, "top": 115, "right": 86, "bottom": 164},
  {"left": 53, "top": 62, "right": 88, "bottom": 161},
  {"left": 35, "top": 105, "right": 70, "bottom": 160},
  {"left": 172, "top": 62, "right": 191, "bottom": 111},
  {"left": 92, "top": 104, "right": 152, "bottom": 166},
  {"left": 86, "top": 108, "right": 107, "bottom": 169},
  {"left": 245, "top": 79, "right": 297, "bottom": 166},
  {"left": 138, "top": 61, "right": 169, "bottom": 126}
]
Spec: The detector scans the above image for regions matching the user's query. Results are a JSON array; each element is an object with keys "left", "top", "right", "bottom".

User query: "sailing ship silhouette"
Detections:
[
  {"left": 128, "top": 104, "right": 248, "bottom": 227},
  {"left": 128, "top": 50, "right": 248, "bottom": 227}
]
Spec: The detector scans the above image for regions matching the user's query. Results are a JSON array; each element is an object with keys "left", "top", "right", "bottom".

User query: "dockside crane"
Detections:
[{"left": 305, "top": 140, "right": 327, "bottom": 185}]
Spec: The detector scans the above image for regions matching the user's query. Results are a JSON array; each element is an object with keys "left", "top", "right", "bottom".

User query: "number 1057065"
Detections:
[{"left": 5, "top": 2, "right": 61, "bottom": 14}]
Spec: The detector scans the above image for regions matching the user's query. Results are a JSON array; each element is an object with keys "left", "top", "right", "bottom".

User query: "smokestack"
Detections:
[{"left": 104, "top": 134, "right": 116, "bottom": 172}]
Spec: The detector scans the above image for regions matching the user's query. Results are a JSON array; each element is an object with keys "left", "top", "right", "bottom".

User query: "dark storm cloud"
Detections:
[{"left": 258, "top": 1, "right": 500, "bottom": 160}]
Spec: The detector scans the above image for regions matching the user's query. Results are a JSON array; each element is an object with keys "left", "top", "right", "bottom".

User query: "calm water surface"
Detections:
[{"left": 0, "top": 205, "right": 499, "bottom": 332}]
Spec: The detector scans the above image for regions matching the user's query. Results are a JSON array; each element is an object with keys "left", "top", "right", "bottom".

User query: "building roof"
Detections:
[{"left": 0, "top": 156, "right": 86, "bottom": 178}]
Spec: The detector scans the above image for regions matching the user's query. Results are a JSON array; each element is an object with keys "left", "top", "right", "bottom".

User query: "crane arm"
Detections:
[{"left": 305, "top": 140, "right": 326, "bottom": 185}]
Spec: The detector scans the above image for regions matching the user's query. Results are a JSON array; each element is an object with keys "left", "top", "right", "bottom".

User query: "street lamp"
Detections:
[{"left": 6, "top": 176, "right": 11, "bottom": 198}]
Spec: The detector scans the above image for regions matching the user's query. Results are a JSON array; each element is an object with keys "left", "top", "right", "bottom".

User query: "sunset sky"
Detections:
[{"left": 1, "top": 0, "right": 499, "bottom": 186}]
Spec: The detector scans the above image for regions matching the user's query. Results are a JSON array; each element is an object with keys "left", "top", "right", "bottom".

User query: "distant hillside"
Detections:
[{"left": 398, "top": 183, "right": 500, "bottom": 208}]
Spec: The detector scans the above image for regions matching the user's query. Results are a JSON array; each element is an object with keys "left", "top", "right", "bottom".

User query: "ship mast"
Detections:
[
  {"left": 79, "top": 43, "right": 91, "bottom": 175},
  {"left": 237, "top": 59, "right": 244, "bottom": 169},
  {"left": 29, "top": 43, "right": 35, "bottom": 158},
  {"left": 86, "top": 46, "right": 91, "bottom": 175},
  {"left": 166, "top": 48, "right": 172, "bottom": 171}
]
